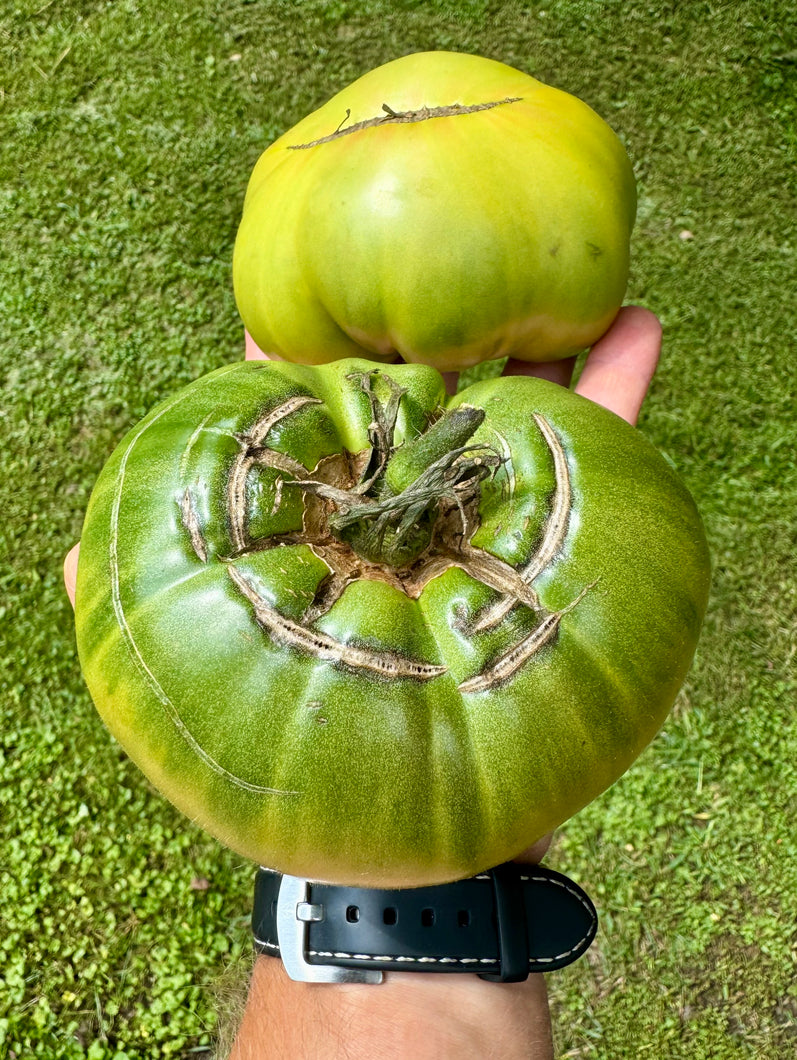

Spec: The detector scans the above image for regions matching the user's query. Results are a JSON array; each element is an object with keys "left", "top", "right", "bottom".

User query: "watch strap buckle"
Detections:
[{"left": 274, "top": 874, "right": 383, "bottom": 984}]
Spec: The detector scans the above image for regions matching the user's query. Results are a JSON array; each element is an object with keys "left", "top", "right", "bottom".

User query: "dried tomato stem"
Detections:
[{"left": 284, "top": 372, "right": 499, "bottom": 569}]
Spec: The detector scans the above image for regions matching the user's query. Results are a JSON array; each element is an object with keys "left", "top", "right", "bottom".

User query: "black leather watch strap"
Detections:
[{"left": 252, "top": 862, "right": 597, "bottom": 984}]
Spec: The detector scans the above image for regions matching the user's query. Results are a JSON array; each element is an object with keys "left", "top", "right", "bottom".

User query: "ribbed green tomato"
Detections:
[
  {"left": 75, "top": 359, "right": 709, "bottom": 888},
  {"left": 233, "top": 51, "right": 637, "bottom": 371}
]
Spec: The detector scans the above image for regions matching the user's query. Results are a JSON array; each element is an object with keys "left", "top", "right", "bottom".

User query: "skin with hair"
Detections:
[{"left": 64, "top": 306, "right": 661, "bottom": 1059}]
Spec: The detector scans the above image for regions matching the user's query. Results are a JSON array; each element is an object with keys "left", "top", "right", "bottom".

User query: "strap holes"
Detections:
[
  {"left": 346, "top": 905, "right": 360, "bottom": 923},
  {"left": 383, "top": 906, "right": 398, "bottom": 926},
  {"left": 421, "top": 908, "right": 435, "bottom": 927},
  {"left": 458, "top": 909, "right": 471, "bottom": 928}
]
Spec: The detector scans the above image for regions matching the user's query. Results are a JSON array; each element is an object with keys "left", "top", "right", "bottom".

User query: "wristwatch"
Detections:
[{"left": 252, "top": 861, "right": 597, "bottom": 984}]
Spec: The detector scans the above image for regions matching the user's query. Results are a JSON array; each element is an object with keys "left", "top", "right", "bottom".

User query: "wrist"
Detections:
[{"left": 230, "top": 955, "right": 553, "bottom": 1060}]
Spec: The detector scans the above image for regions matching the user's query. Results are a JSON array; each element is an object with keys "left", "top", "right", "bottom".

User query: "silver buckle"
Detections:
[{"left": 275, "top": 874, "right": 383, "bottom": 984}]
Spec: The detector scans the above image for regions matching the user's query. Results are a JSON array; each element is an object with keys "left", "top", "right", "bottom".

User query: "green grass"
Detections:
[{"left": 1, "top": 0, "right": 795, "bottom": 1056}]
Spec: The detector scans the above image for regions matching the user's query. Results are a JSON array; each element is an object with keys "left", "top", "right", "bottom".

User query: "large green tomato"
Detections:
[
  {"left": 233, "top": 52, "right": 637, "bottom": 371},
  {"left": 76, "top": 359, "right": 709, "bottom": 887}
]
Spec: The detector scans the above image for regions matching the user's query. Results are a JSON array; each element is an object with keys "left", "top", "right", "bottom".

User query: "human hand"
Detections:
[
  {"left": 64, "top": 307, "right": 660, "bottom": 868},
  {"left": 65, "top": 306, "right": 660, "bottom": 1059},
  {"left": 64, "top": 307, "right": 659, "bottom": 870}
]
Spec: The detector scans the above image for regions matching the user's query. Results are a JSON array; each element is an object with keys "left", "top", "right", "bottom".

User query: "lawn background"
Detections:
[{"left": 1, "top": 0, "right": 795, "bottom": 1057}]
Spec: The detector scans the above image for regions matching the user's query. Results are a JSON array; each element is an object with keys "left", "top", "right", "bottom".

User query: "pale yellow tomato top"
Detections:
[{"left": 234, "top": 51, "right": 636, "bottom": 370}]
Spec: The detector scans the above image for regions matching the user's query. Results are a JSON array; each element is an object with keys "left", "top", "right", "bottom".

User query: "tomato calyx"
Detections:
[
  {"left": 285, "top": 371, "right": 502, "bottom": 569},
  {"left": 178, "top": 365, "right": 601, "bottom": 692}
]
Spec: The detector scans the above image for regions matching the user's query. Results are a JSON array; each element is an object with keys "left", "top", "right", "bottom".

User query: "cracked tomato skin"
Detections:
[
  {"left": 75, "top": 359, "right": 709, "bottom": 887},
  {"left": 233, "top": 51, "right": 637, "bottom": 372}
]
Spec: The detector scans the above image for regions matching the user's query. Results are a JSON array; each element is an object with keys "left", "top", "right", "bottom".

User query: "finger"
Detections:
[
  {"left": 245, "top": 330, "right": 277, "bottom": 362},
  {"left": 64, "top": 542, "right": 80, "bottom": 610},
  {"left": 574, "top": 306, "right": 662, "bottom": 426},
  {"left": 441, "top": 370, "right": 459, "bottom": 396},
  {"left": 513, "top": 832, "right": 554, "bottom": 865},
  {"left": 502, "top": 355, "right": 577, "bottom": 388}
]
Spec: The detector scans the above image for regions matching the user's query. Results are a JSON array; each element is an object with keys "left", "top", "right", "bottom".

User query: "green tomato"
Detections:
[
  {"left": 233, "top": 51, "right": 637, "bottom": 372},
  {"left": 75, "top": 359, "right": 709, "bottom": 887}
]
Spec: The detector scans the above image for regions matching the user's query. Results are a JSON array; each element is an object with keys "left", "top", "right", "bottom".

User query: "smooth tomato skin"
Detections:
[
  {"left": 76, "top": 359, "right": 709, "bottom": 887},
  {"left": 233, "top": 52, "right": 637, "bottom": 372}
]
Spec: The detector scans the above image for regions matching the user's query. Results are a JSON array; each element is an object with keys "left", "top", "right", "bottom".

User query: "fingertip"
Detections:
[
  {"left": 575, "top": 305, "right": 662, "bottom": 425},
  {"left": 513, "top": 832, "right": 554, "bottom": 865},
  {"left": 616, "top": 303, "right": 661, "bottom": 337},
  {"left": 589, "top": 306, "right": 662, "bottom": 364},
  {"left": 64, "top": 542, "right": 80, "bottom": 609},
  {"left": 244, "top": 330, "right": 272, "bottom": 361}
]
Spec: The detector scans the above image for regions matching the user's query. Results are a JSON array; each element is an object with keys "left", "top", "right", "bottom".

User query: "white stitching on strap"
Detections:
[
  {"left": 308, "top": 950, "right": 499, "bottom": 967},
  {"left": 521, "top": 872, "right": 597, "bottom": 964},
  {"left": 254, "top": 936, "right": 280, "bottom": 952}
]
